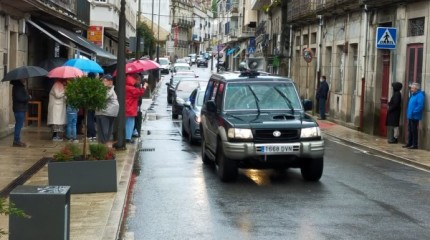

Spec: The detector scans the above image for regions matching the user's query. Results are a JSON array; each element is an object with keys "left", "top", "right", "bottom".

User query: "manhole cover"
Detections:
[{"left": 139, "top": 148, "right": 155, "bottom": 152}]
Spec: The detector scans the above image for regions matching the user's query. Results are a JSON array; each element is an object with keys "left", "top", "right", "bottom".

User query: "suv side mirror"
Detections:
[
  {"left": 303, "top": 99, "right": 313, "bottom": 111},
  {"left": 206, "top": 100, "right": 217, "bottom": 113}
]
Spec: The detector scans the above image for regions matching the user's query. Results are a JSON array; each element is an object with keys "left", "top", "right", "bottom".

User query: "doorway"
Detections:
[
  {"left": 379, "top": 50, "right": 390, "bottom": 137},
  {"left": 403, "top": 44, "right": 423, "bottom": 132}
]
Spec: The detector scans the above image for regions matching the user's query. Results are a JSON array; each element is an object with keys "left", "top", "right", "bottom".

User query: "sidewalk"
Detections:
[
  {"left": 0, "top": 99, "right": 429, "bottom": 239},
  {"left": 318, "top": 119, "right": 430, "bottom": 170},
  {"left": 0, "top": 125, "right": 139, "bottom": 240}
]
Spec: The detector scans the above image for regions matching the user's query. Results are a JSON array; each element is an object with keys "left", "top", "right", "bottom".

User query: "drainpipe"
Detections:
[
  {"left": 288, "top": 25, "right": 293, "bottom": 78},
  {"left": 359, "top": 4, "right": 369, "bottom": 131},
  {"left": 315, "top": 15, "right": 323, "bottom": 115}
]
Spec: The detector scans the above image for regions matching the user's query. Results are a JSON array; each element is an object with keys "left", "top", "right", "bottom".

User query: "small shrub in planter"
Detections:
[
  {"left": 49, "top": 143, "right": 117, "bottom": 193},
  {"left": 65, "top": 76, "right": 107, "bottom": 159},
  {"left": 52, "top": 143, "right": 115, "bottom": 161}
]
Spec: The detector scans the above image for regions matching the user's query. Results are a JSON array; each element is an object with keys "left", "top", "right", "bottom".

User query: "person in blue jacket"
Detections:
[{"left": 402, "top": 82, "right": 425, "bottom": 149}]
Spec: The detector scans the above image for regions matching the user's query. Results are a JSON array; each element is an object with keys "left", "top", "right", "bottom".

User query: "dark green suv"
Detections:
[{"left": 200, "top": 71, "right": 324, "bottom": 182}]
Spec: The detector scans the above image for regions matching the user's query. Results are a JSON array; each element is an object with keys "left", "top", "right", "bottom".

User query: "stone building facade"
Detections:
[{"left": 287, "top": 0, "right": 430, "bottom": 150}]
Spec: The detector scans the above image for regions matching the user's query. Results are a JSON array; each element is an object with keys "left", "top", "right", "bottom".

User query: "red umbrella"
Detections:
[
  {"left": 112, "top": 63, "right": 140, "bottom": 77},
  {"left": 47, "top": 66, "right": 84, "bottom": 79},
  {"left": 133, "top": 59, "right": 160, "bottom": 71},
  {"left": 113, "top": 60, "right": 160, "bottom": 76}
]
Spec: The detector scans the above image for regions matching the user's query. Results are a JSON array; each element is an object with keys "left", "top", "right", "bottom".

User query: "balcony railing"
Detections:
[
  {"left": 287, "top": 0, "right": 316, "bottom": 22},
  {"left": 229, "top": 28, "right": 239, "bottom": 38},
  {"left": 239, "top": 26, "right": 255, "bottom": 38}
]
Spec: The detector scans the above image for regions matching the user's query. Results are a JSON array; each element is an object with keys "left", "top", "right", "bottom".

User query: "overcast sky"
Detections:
[{"left": 141, "top": 0, "right": 170, "bottom": 31}]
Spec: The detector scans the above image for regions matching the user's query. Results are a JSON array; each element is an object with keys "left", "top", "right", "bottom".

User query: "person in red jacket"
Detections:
[{"left": 125, "top": 73, "right": 148, "bottom": 143}]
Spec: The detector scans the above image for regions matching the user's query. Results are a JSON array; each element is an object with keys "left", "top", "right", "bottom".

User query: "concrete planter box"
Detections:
[{"left": 48, "top": 159, "right": 117, "bottom": 194}]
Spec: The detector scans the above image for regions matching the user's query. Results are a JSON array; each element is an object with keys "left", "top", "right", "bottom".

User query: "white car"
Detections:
[{"left": 158, "top": 57, "right": 170, "bottom": 74}]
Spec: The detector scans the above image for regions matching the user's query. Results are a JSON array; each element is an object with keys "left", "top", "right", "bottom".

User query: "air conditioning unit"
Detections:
[{"left": 247, "top": 57, "right": 265, "bottom": 71}]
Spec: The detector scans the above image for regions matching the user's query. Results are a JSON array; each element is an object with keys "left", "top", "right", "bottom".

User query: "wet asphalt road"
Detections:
[{"left": 120, "top": 65, "right": 430, "bottom": 240}]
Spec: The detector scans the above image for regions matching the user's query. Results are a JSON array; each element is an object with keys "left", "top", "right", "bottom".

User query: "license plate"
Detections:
[{"left": 263, "top": 145, "right": 294, "bottom": 153}]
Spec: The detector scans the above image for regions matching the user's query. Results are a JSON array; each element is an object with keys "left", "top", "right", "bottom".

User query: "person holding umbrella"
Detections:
[
  {"left": 47, "top": 78, "right": 67, "bottom": 141},
  {"left": 2, "top": 65, "right": 48, "bottom": 147},
  {"left": 11, "top": 79, "right": 31, "bottom": 147},
  {"left": 125, "top": 72, "right": 147, "bottom": 143}
]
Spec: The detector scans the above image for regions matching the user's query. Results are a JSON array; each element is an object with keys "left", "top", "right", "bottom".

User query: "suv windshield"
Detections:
[{"left": 223, "top": 82, "right": 302, "bottom": 111}]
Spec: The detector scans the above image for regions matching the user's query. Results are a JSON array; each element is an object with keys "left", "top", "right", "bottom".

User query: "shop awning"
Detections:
[
  {"left": 40, "top": 21, "right": 117, "bottom": 60},
  {"left": 233, "top": 48, "right": 245, "bottom": 58},
  {"left": 26, "top": 19, "right": 92, "bottom": 56},
  {"left": 28, "top": 19, "right": 117, "bottom": 60}
]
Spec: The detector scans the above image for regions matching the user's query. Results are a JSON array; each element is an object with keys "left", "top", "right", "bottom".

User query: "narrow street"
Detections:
[{"left": 120, "top": 66, "right": 430, "bottom": 240}]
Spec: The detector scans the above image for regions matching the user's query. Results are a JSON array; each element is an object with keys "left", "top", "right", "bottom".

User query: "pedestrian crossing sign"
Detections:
[{"left": 376, "top": 27, "right": 397, "bottom": 49}]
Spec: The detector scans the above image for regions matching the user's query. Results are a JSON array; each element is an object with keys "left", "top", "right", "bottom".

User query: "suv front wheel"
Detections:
[
  {"left": 216, "top": 141, "right": 238, "bottom": 182},
  {"left": 300, "top": 158, "right": 323, "bottom": 181}
]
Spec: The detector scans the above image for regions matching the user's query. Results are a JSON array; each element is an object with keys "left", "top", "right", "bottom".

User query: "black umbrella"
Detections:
[
  {"left": 2, "top": 66, "right": 48, "bottom": 81},
  {"left": 38, "top": 57, "right": 68, "bottom": 71}
]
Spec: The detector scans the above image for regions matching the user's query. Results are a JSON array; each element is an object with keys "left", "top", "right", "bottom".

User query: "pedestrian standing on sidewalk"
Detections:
[
  {"left": 402, "top": 82, "right": 425, "bottom": 149},
  {"left": 386, "top": 82, "right": 403, "bottom": 144},
  {"left": 133, "top": 74, "right": 144, "bottom": 138},
  {"left": 96, "top": 74, "right": 119, "bottom": 146},
  {"left": 11, "top": 79, "right": 30, "bottom": 147},
  {"left": 47, "top": 79, "right": 67, "bottom": 141},
  {"left": 316, "top": 75, "right": 329, "bottom": 120},
  {"left": 66, "top": 103, "right": 79, "bottom": 143},
  {"left": 125, "top": 72, "right": 147, "bottom": 143}
]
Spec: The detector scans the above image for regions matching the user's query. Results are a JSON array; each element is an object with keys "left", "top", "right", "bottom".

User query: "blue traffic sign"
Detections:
[
  {"left": 376, "top": 27, "right": 397, "bottom": 49},
  {"left": 247, "top": 47, "right": 255, "bottom": 54}
]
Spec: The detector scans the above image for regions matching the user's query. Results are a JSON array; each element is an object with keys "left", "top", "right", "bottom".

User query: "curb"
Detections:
[{"left": 324, "top": 133, "right": 430, "bottom": 171}]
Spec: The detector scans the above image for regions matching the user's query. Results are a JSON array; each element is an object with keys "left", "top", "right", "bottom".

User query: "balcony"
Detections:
[
  {"left": 287, "top": 0, "right": 317, "bottom": 23},
  {"left": 251, "top": 0, "right": 271, "bottom": 10},
  {"left": 315, "top": 0, "right": 362, "bottom": 15},
  {"left": 229, "top": 28, "right": 238, "bottom": 38},
  {"left": 239, "top": 26, "right": 256, "bottom": 39},
  {"left": 360, "top": 0, "right": 413, "bottom": 7}
]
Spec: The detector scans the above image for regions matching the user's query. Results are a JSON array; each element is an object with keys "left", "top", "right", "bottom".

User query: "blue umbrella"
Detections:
[{"left": 63, "top": 58, "right": 104, "bottom": 74}]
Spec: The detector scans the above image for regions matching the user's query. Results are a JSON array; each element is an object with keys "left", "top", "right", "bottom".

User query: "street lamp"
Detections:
[
  {"left": 135, "top": 0, "right": 142, "bottom": 59},
  {"left": 116, "top": 0, "right": 126, "bottom": 149},
  {"left": 156, "top": 0, "right": 161, "bottom": 63}
]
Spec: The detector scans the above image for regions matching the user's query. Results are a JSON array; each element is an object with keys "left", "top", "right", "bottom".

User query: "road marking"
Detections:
[{"left": 328, "top": 136, "right": 430, "bottom": 173}]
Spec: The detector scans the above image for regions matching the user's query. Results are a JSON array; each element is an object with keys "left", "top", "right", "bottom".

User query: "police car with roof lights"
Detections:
[{"left": 200, "top": 62, "right": 324, "bottom": 182}]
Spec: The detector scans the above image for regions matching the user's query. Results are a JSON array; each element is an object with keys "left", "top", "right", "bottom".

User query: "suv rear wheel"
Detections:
[
  {"left": 216, "top": 141, "right": 238, "bottom": 182},
  {"left": 300, "top": 158, "right": 323, "bottom": 181}
]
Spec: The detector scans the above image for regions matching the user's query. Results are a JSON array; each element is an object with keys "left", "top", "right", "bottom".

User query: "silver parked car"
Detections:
[{"left": 182, "top": 87, "right": 205, "bottom": 144}]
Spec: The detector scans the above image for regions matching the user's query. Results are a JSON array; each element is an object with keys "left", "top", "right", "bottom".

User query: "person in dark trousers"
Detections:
[
  {"left": 402, "top": 82, "right": 425, "bottom": 149},
  {"left": 316, "top": 75, "right": 329, "bottom": 120},
  {"left": 11, "top": 79, "right": 30, "bottom": 147},
  {"left": 96, "top": 74, "right": 119, "bottom": 146},
  {"left": 386, "top": 82, "right": 402, "bottom": 144}
]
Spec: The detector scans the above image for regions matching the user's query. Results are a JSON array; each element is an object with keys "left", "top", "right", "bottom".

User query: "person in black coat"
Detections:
[
  {"left": 386, "top": 82, "right": 403, "bottom": 143},
  {"left": 316, "top": 75, "right": 329, "bottom": 120},
  {"left": 11, "top": 79, "right": 30, "bottom": 147}
]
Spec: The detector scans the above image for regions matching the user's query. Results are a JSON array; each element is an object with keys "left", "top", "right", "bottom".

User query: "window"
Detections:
[
  {"left": 325, "top": 46, "right": 332, "bottom": 79},
  {"left": 295, "top": 36, "right": 300, "bottom": 46},
  {"left": 408, "top": 17, "right": 425, "bottom": 36},
  {"left": 303, "top": 34, "right": 308, "bottom": 45},
  {"left": 311, "top": 32, "right": 317, "bottom": 44},
  {"left": 223, "top": 82, "right": 301, "bottom": 111},
  {"left": 94, "top": 0, "right": 107, "bottom": 2},
  {"left": 335, "top": 45, "right": 345, "bottom": 92}
]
